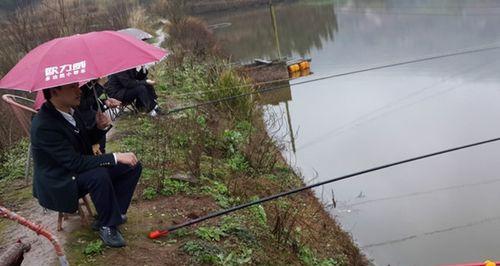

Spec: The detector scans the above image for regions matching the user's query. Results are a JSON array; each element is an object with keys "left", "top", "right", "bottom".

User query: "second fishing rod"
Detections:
[{"left": 148, "top": 135, "right": 500, "bottom": 239}]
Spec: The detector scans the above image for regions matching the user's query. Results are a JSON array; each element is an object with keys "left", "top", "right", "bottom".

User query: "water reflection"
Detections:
[
  {"left": 204, "top": 2, "right": 338, "bottom": 62},
  {"left": 259, "top": 81, "right": 292, "bottom": 106},
  {"left": 259, "top": 83, "right": 297, "bottom": 153},
  {"left": 206, "top": 1, "right": 500, "bottom": 265}
]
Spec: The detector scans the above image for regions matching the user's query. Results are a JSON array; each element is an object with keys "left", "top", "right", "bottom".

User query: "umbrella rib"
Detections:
[{"left": 80, "top": 35, "right": 102, "bottom": 80}]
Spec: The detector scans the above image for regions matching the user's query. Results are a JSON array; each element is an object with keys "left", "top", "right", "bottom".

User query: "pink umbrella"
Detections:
[
  {"left": 0, "top": 30, "right": 168, "bottom": 92},
  {"left": 33, "top": 80, "right": 87, "bottom": 110},
  {"left": 34, "top": 91, "right": 45, "bottom": 110}
]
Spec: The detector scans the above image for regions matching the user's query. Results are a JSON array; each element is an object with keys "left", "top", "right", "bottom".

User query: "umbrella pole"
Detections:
[{"left": 90, "top": 82, "right": 102, "bottom": 113}]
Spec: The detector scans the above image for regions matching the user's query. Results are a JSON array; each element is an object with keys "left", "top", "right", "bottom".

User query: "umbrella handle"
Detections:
[{"left": 90, "top": 82, "right": 102, "bottom": 113}]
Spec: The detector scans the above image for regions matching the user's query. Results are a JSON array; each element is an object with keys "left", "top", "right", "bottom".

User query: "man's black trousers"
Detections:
[{"left": 77, "top": 163, "right": 141, "bottom": 227}]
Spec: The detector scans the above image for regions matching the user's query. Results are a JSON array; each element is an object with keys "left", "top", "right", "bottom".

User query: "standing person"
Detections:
[
  {"left": 106, "top": 68, "right": 161, "bottom": 117},
  {"left": 31, "top": 83, "right": 141, "bottom": 248},
  {"left": 79, "top": 78, "right": 121, "bottom": 153}
]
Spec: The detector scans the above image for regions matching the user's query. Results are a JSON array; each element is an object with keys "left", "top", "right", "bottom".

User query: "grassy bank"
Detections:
[
  {"left": 0, "top": 3, "right": 367, "bottom": 265},
  {"left": 0, "top": 138, "right": 31, "bottom": 208},
  {"left": 0, "top": 55, "right": 368, "bottom": 266},
  {"left": 60, "top": 56, "right": 368, "bottom": 265}
]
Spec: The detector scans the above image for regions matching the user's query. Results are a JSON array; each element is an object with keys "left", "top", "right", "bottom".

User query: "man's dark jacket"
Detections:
[
  {"left": 106, "top": 69, "right": 148, "bottom": 101},
  {"left": 30, "top": 101, "right": 116, "bottom": 213}
]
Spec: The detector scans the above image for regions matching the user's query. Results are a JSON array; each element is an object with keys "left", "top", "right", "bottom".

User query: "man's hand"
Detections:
[
  {"left": 146, "top": 79, "right": 156, "bottom": 86},
  {"left": 116, "top": 152, "right": 138, "bottom": 167},
  {"left": 96, "top": 111, "right": 112, "bottom": 130},
  {"left": 105, "top": 98, "right": 121, "bottom": 108},
  {"left": 92, "top": 144, "right": 102, "bottom": 155}
]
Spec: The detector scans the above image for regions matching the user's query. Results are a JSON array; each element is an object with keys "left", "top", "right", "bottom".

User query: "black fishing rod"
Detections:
[
  {"left": 148, "top": 135, "right": 500, "bottom": 239},
  {"left": 165, "top": 44, "right": 500, "bottom": 115}
]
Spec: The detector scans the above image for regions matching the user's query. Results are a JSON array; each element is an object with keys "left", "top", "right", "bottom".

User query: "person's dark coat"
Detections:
[
  {"left": 31, "top": 101, "right": 115, "bottom": 213},
  {"left": 78, "top": 82, "right": 106, "bottom": 129},
  {"left": 136, "top": 66, "right": 148, "bottom": 81},
  {"left": 106, "top": 69, "right": 149, "bottom": 101}
]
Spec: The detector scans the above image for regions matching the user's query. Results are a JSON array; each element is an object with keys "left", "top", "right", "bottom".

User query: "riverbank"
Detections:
[
  {"left": 0, "top": 5, "right": 367, "bottom": 266},
  {"left": 176, "top": 0, "right": 298, "bottom": 15},
  {"left": 63, "top": 56, "right": 368, "bottom": 265},
  {"left": 0, "top": 59, "right": 367, "bottom": 266}
]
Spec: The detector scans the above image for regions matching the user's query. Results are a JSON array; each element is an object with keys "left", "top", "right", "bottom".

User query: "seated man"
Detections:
[
  {"left": 106, "top": 67, "right": 160, "bottom": 117},
  {"left": 31, "top": 83, "right": 141, "bottom": 248}
]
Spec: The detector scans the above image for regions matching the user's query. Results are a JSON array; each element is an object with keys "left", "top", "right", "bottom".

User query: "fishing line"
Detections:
[
  {"left": 296, "top": 57, "right": 500, "bottom": 150},
  {"left": 165, "top": 43, "right": 500, "bottom": 115}
]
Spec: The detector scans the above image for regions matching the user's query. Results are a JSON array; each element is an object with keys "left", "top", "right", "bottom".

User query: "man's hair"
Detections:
[{"left": 42, "top": 86, "right": 61, "bottom": 101}]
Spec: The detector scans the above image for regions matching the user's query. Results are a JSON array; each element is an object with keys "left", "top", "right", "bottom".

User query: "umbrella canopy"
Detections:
[
  {"left": 118, "top": 28, "right": 153, "bottom": 41},
  {"left": 0, "top": 30, "right": 168, "bottom": 92}
]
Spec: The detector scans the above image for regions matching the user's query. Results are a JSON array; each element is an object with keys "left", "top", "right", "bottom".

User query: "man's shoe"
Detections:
[
  {"left": 93, "top": 215, "right": 127, "bottom": 230},
  {"left": 148, "top": 109, "right": 157, "bottom": 117},
  {"left": 98, "top": 226, "right": 126, "bottom": 248},
  {"left": 155, "top": 106, "right": 164, "bottom": 115}
]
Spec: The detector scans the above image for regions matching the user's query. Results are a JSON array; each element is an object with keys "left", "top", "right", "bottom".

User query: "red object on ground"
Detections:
[
  {"left": 0, "top": 205, "right": 69, "bottom": 266},
  {"left": 0, "top": 30, "right": 168, "bottom": 92},
  {"left": 148, "top": 230, "right": 169, "bottom": 239}
]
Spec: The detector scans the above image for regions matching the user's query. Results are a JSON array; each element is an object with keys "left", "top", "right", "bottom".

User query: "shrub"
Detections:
[
  {"left": 83, "top": 240, "right": 104, "bottom": 256},
  {"left": 142, "top": 186, "right": 158, "bottom": 200},
  {"left": 182, "top": 240, "right": 224, "bottom": 264},
  {"left": 299, "top": 246, "right": 345, "bottom": 266},
  {"left": 249, "top": 196, "right": 267, "bottom": 227},
  {"left": 202, "top": 69, "right": 255, "bottom": 119},
  {"left": 160, "top": 178, "right": 191, "bottom": 196},
  {"left": 227, "top": 153, "right": 249, "bottom": 173},
  {"left": 195, "top": 226, "right": 228, "bottom": 242},
  {"left": 223, "top": 129, "right": 244, "bottom": 155},
  {"left": 0, "top": 138, "right": 29, "bottom": 181},
  {"left": 166, "top": 16, "right": 222, "bottom": 62}
]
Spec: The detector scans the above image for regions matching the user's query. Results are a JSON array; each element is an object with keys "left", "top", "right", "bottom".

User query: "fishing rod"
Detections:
[
  {"left": 165, "top": 43, "right": 500, "bottom": 115},
  {"left": 148, "top": 135, "right": 500, "bottom": 239}
]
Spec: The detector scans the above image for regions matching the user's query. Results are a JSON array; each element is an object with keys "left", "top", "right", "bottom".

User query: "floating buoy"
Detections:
[
  {"left": 289, "top": 70, "right": 301, "bottom": 79},
  {"left": 484, "top": 260, "right": 496, "bottom": 266},
  {"left": 299, "top": 61, "right": 310, "bottom": 70},
  {"left": 300, "top": 68, "right": 310, "bottom": 77},
  {"left": 287, "top": 58, "right": 312, "bottom": 78},
  {"left": 288, "top": 64, "right": 300, "bottom": 73}
]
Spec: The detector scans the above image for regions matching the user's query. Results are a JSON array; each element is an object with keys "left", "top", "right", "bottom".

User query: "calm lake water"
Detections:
[{"left": 205, "top": 1, "right": 500, "bottom": 265}]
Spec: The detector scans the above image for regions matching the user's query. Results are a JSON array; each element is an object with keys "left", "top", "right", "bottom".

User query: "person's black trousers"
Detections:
[
  {"left": 121, "top": 85, "right": 158, "bottom": 112},
  {"left": 76, "top": 163, "right": 142, "bottom": 227}
]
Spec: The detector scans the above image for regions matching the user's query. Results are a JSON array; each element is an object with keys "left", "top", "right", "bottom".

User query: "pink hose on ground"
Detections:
[{"left": 0, "top": 205, "right": 69, "bottom": 266}]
